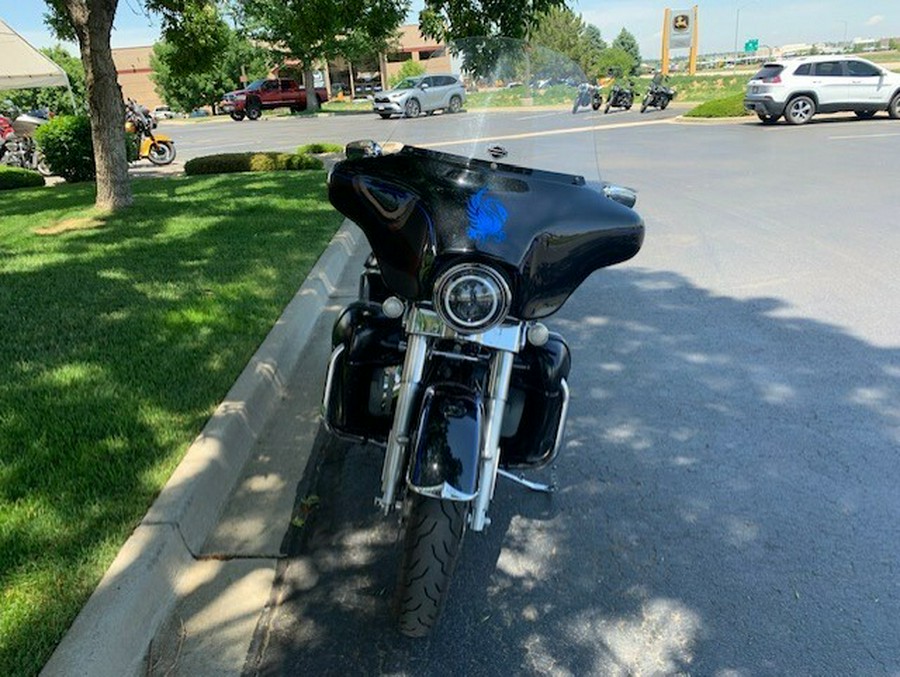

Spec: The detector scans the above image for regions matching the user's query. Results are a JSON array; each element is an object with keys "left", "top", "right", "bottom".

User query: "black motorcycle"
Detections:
[
  {"left": 321, "top": 39, "right": 644, "bottom": 637},
  {"left": 604, "top": 81, "right": 636, "bottom": 113},
  {"left": 641, "top": 77, "right": 676, "bottom": 113},
  {"left": 572, "top": 83, "right": 602, "bottom": 113}
]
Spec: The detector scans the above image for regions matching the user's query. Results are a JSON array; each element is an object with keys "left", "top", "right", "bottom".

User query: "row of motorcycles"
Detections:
[
  {"left": 572, "top": 75, "right": 677, "bottom": 114},
  {"left": 0, "top": 108, "right": 52, "bottom": 176},
  {"left": 0, "top": 99, "right": 175, "bottom": 176}
]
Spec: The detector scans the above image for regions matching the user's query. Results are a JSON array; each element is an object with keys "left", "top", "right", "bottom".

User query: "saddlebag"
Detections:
[
  {"left": 323, "top": 301, "right": 403, "bottom": 442},
  {"left": 500, "top": 334, "right": 571, "bottom": 468}
]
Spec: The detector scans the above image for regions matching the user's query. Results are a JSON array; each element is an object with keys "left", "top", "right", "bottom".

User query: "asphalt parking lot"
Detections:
[{"left": 155, "top": 107, "right": 900, "bottom": 675}]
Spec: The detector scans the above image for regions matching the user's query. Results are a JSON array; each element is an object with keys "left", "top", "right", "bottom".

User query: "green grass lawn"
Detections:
[{"left": 0, "top": 172, "right": 342, "bottom": 676}]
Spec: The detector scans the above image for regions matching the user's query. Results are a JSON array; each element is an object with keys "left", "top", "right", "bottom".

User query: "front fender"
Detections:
[{"left": 407, "top": 384, "right": 482, "bottom": 501}]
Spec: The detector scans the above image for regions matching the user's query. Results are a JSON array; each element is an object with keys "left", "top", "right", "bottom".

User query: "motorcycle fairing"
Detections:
[
  {"left": 407, "top": 384, "right": 483, "bottom": 500},
  {"left": 328, "top": 145, "right": 644, "bottom": 319}
]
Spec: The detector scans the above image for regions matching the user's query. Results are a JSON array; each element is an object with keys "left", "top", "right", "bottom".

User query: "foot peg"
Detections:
[{"left": 498, "top": 468, "right": 555, "bottom": 494}]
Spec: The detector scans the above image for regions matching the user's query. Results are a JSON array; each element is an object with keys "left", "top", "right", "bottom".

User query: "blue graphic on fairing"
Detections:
[{"left": 467, "top": 188, "right": 508, "bottom": 243}]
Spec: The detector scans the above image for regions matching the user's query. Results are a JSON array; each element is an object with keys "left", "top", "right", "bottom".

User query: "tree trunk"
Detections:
[
  {"left": 304, "top": 68, "right": 320, "bottom": 113},
  {"left": 65, "top": 0, "right": 132, "bottom": 211}
]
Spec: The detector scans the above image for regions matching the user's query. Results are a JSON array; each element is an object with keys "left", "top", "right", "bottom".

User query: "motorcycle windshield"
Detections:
[{"left": 328, "top": 38, "right": 644, "bottom": 319}]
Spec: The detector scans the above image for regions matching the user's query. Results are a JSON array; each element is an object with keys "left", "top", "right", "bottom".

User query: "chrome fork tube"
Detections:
[
  {"left": 377, "top": 333, "right": 428, "bottom": 513},
  {"left": 471, "top": 350, "right": 515, "bottom": 532}
]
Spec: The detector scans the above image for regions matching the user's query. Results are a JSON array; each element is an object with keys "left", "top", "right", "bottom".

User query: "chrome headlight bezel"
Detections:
[{"left": 433, "top": 263, "right": 512, "bottom": 334}]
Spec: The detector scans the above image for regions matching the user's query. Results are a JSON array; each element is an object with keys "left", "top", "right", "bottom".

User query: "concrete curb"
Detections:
[{"left": 41, "top": 219, "right": 365, "bottom": 677}]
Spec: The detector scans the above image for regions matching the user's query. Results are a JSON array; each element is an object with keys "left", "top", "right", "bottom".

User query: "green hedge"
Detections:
[
  {"left": 684, "top": 93, "right": 753, "bottom": 118},
  {"left": 296, "top": 142, "right": 343, "bottom": 155},
  {"left": 0, "top": 166, "right": 46, "bottom": 190},
  {"left": 184, "top": 152, "right": 324, "bottom": 176}
]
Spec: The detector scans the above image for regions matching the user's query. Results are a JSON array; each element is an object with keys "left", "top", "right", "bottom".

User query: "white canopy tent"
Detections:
[{"left": 0, "top": 17, "right": 77, "bottom": 110}]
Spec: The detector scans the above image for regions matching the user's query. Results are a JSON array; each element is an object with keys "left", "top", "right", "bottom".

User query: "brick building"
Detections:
[{"left": 113, "top": 25, "right": 453, "bottom": 111}]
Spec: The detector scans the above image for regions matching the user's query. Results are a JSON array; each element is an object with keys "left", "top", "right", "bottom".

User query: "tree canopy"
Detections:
[
  {"left": 237, "top": 0, "right": 408, "bottom": 110},
  {"left": 612, "top": 27, "right": 641, "bottom": 75},
  {"left": 418, "top": 0, "right": 566, "bottom": 43},
  {"left": 150, "top": 28, "right": 269, "bottom": 112}
]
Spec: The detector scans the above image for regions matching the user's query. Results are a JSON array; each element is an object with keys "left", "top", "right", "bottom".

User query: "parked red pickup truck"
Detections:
[{"left": 220, "top": 78, "right": 329, "bottom": 121}]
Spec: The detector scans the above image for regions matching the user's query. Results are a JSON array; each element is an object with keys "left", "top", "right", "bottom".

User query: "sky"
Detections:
[{"left": 4, "top": 0, "right": 899, "bottom": 59}]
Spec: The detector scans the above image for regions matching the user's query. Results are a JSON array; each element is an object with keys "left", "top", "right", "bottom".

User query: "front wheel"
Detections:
[
  {"left": 246, "top": 103, "right": 262, "bottom": 121},
  {"left": 395, "top": 494, "right": 469, "bottom": 637},
  {"left": 147, "top": 140, "right": 176, "bottom": 165},
  {"left": 448, "top": 95, "right": 462, "bottom": 114},
  {"left": 35, "top": 152, "right": 53, "bottom": 176},
  {"left": 660, "top": 98, "right": 669, "bottom": 110},
  {"left": 572, "top": 99, "right": 579, "bottom": 114},
  {"left": 404, "top": 98, "right": 421, "bottom": 118},
  {"left": 230, "top": 111, "right": 245, "bottom": 121},
  {"left": 604, "top": 101, "right": 611, "bottom": 114},
  {"left": 641, "top": 95, "right": 650, "bottom": 113}
]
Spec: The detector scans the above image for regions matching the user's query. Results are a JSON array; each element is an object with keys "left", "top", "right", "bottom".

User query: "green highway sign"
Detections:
[{"left": 744, "top": 38, "right": 759, "bottom": 52}]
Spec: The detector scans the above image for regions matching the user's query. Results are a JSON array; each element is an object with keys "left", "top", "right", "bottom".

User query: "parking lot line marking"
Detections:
[
  {"left": 829, "top": 132, "right": 900, "bottom": 140},
  {"left": 423, "top": 118, "right": 673, "bottom": 149},
  {"left": 515, "top": 112, "right": 564, "bottom": 120}
]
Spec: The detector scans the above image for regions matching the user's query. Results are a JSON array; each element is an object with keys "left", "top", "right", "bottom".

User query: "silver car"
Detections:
[{"left": 373, "top": 74, "right": 466, "bottom": 118}]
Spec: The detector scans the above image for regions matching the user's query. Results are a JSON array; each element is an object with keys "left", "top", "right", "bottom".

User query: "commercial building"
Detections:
[{"left": 112, "top": 24, "right": 452, "bottom": 111}]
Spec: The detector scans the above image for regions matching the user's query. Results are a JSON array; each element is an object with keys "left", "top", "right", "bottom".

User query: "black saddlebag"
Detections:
[{"left": 500, "top": 334, "right": 571, "bottom": 468}]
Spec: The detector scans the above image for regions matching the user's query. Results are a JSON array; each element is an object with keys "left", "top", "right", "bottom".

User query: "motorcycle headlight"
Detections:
[{"left": 434, "top": 263, "right": 512, "bottom": 334}]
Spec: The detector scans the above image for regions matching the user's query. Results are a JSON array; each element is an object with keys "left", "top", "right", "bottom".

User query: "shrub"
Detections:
[
  {"left": 389, "top": 59, "right": 426, "bottom": 88},
  {"left": 684, "top": 93, "right": 753, "bottom": 118},
  {"left": 184, "top": 152, "right": 323, "bottom": 176},
  {"left": 297, "top": 142, "right": 343, "bottom": 155},
  {"left": 34, "top": 114, "right": 95, "bottom": 182},
  {"left": 0, "top": 166, "right": 46, "bottom": 190}
]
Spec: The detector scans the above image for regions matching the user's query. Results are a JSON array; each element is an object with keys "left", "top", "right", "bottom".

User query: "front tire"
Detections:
[
  {"left": 785, "top": 95, "right": 815, "bottom": 125},
  {"left": 448, "top": 95, "right": 462, "bottom": 114},
  {"left": 230, "top": 111, "right": 245, "bottom": 121},
  {"left": 641, "top": 95, "right": 650, "bottom": 113},
  {"left": 246, "top": 103, "right": 262, "bottom": 121},
  {"left": 604, "top": 101, "right": 611, "bottom": 114},
  {"left": 395, "top": 494, "right": 469, "bottom": 637},
  {"left": 404, "top": 98, "right": 421, "bottom": 118}
]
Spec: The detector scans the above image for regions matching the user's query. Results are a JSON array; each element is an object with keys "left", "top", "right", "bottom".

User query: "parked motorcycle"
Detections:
[
  {"left": 604, "top": 80, "right": 637, "bottom": 113},
  {"left": 0, "top": 107, "right": 52, "bottom": 176},
  {"left": 641, "top": 74, "right": 676, "bottom": 113},
  {"left": 321, "top": 38, "right": 644, "bottom": 637},
  {"left": 572, "top": 83, "right": 602, "bottom": 114},
  {"left": 125, "top": 99, "right": 175, "bottom": 165}
]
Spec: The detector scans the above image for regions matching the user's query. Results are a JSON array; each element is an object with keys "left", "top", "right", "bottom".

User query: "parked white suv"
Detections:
[
  {"left": 373, "top": 74, "right": 466, "bottom": 119},
  {"left": 743, "top": 55, "right": 900, "bottom": 125}
]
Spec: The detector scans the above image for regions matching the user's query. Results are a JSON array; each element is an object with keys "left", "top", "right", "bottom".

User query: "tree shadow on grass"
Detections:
[
  {"left": 0, "top": 171, "right": 341, "bottom": 676},
  {"left": 251, "top": 267, "right": 899, "bottom": 676}
]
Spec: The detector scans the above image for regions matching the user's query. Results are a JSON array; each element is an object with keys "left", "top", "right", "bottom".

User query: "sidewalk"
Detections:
[{"left": 41, "top": 220, "right": 369, "bottom": 677}]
